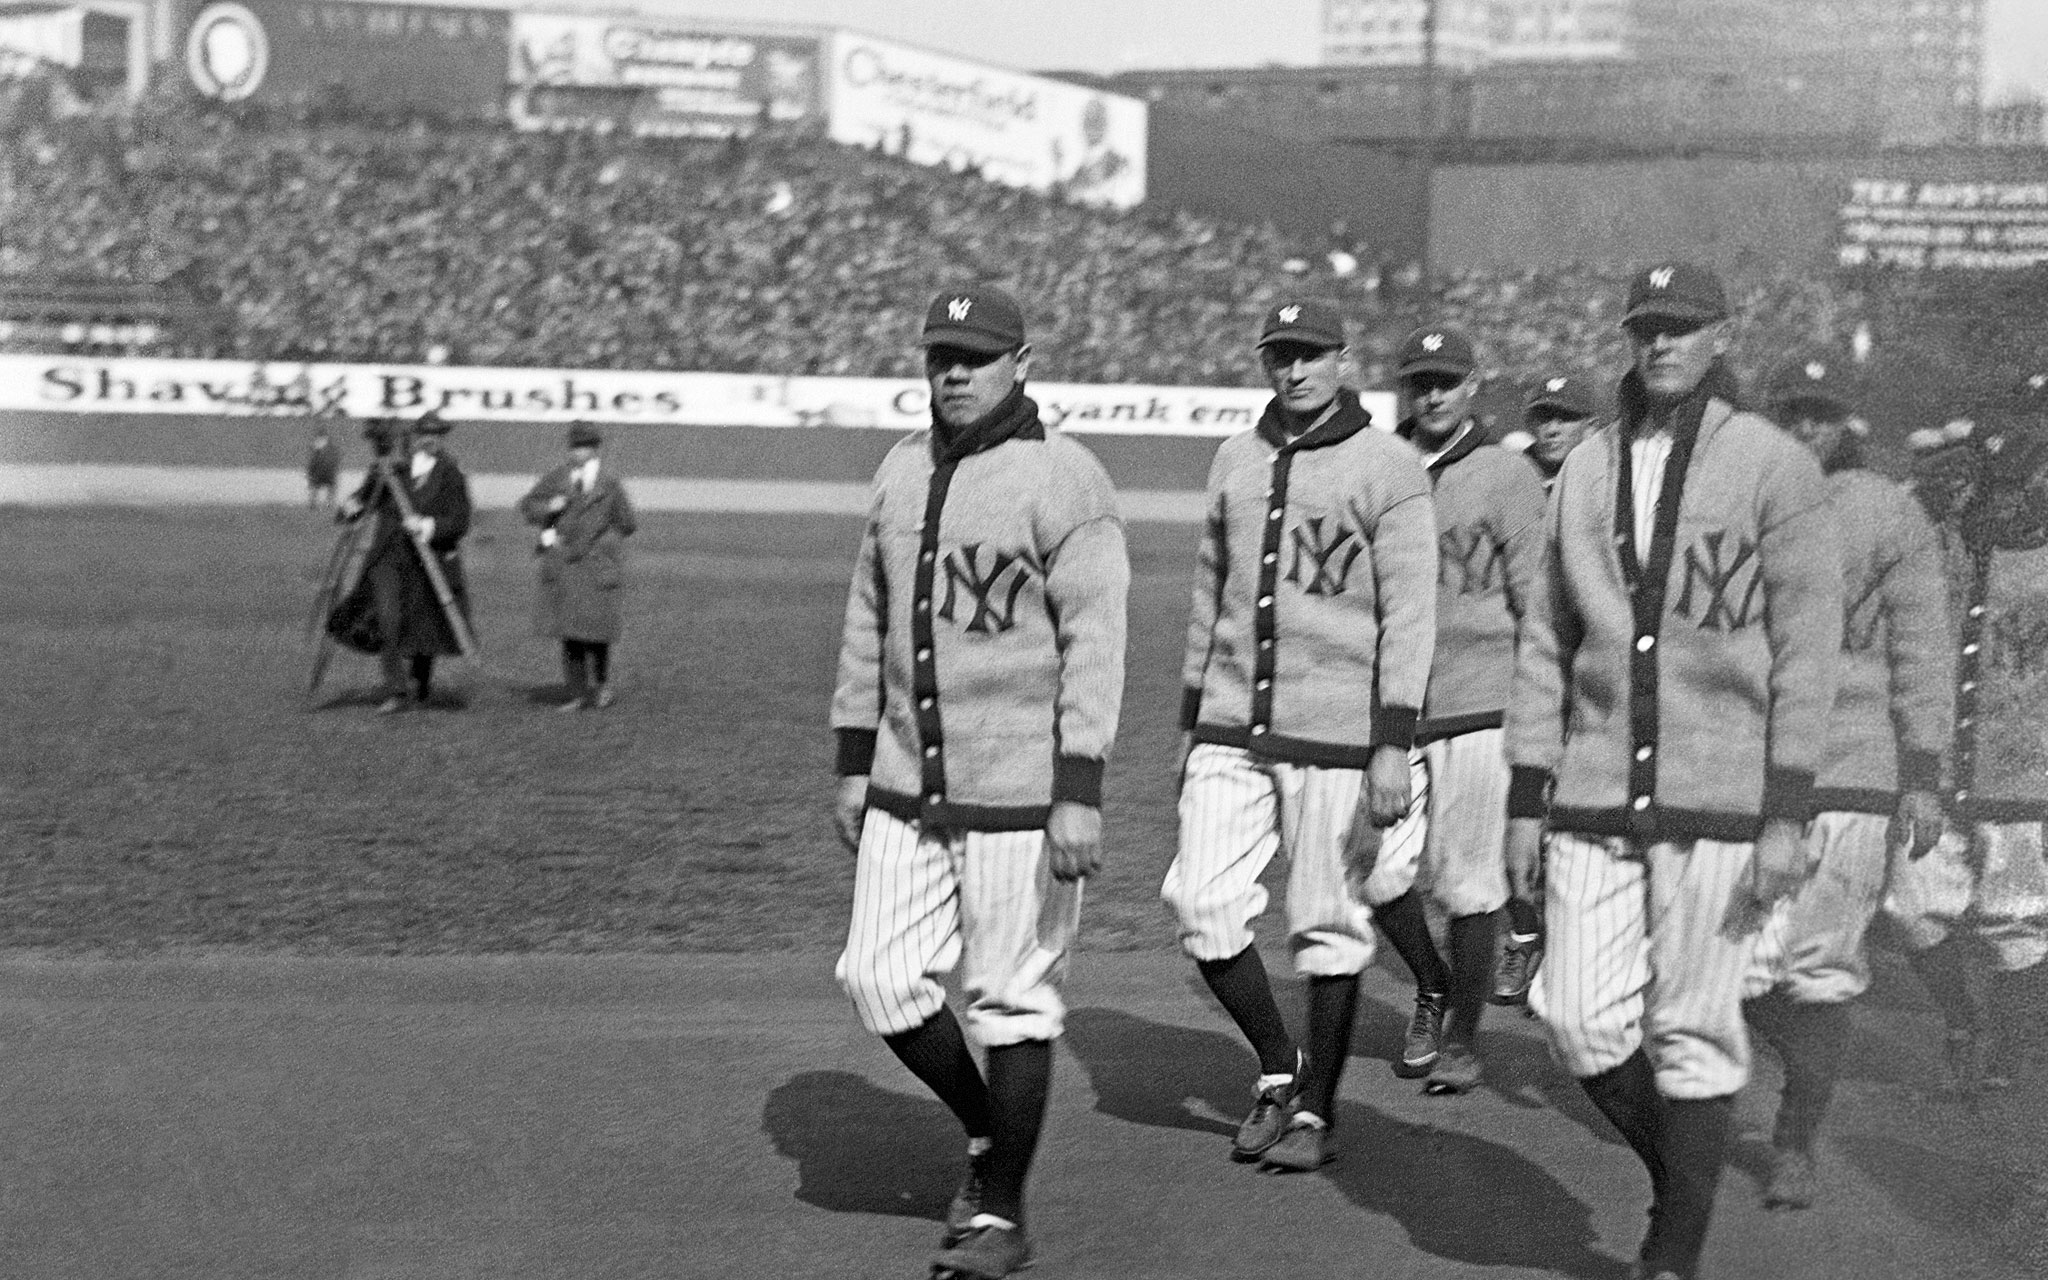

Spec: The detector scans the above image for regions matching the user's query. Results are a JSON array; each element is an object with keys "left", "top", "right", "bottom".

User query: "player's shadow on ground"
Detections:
[
  {"left": 1064, "top": 1005, "right": 1626, "bottom": 1280},
  {"left": 760, "top": 1071, "right": 963, "bottom": 1225},
  {"left": 1840, "top": 1130, "right": 2037, "bottom": 1260}
]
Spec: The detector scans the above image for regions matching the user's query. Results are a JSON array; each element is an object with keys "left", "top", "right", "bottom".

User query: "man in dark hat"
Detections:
[
  {"left": 830, "top": 285, "right": 1128, "bottom": 1279},
  {"left": 519, "top": 422, "right": 637, "bottom": 710},
  {"left": 1740, "top": 351, "right": 1951, "bottom": 1210},
  {"left": 1521, "top": 370, "right": 1601, "bottom": 491},
  {"left": 1352, "top": 322, "right": 1545, "bottom": 1095},
  {"left": 1162, "top": 297, "right": 1436, "bottom": 1169},
  {"left": 1506, "top": 262, "right": 1842, "bottom": 1280},
  {"left": 337, "top": 413, "right": 475, "bottom": 713},
  {"left": 1887, "top": 373, "right": 2048, "bottom": 1094}
]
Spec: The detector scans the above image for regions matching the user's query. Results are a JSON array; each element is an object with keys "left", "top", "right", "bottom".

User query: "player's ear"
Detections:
[{"left": 1012, "top": 343, "right": 1032, "bottom": 384}]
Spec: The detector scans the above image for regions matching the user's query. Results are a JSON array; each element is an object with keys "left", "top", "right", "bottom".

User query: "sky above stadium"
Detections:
[{"left": 612, "top": 0, "right": 2048, "bottom": 98}]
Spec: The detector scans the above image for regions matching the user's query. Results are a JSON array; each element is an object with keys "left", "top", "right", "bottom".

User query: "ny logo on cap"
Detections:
[
  {"left": 1546, "top": 377, "right": 1568, "bottom": 392},
  {"left": 1277, "top": 305, "right": 1301, "bottom": 324},
  {"left": 2031, "top": 374, "right": 2047, "bottom": 392},
  {"left": 1422, "top": 333, "right": 1444, "bottom": 351},
  {"left": 1805, "top": 361, "right": 1827, "bottom": 380},
  {"left": 1648, "top": 267, "right": 1675, "bottom": 289},
  {"left": 947, "top": 298, "right": 973, "bottom": 322}
]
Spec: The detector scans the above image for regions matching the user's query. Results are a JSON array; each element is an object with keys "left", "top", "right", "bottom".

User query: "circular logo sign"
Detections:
[{"left": 186, "top": 2, "right": 268, "bottom": 101}]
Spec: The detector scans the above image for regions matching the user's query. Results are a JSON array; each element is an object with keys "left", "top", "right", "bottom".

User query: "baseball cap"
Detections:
[
  {"left": 919, "top": 286, "right": 1027, "bottom": 354},
  {"left": 567, "top": 422, "right": 603, "bottom": 448},
  {"left": 1765, "top": 352, "right": 1854, "bottom": 416},
  {"left": 1394, "top": 324, "right": 1477, "bottom": 380},
  {"left": 1622, "top": 262, "right": 1729, "bottom": 326},
  {"left": 1524, "top": 370, "right": 1598, "bottom": 420},
  {"left": 1257, "top": 298, "right": 1346, "bottom": 350},
  {"left": 411, "top": 411, "right": 453, "bottom": 436}
]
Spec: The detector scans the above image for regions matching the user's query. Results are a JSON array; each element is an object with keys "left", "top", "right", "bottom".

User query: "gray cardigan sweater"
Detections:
[
  {"left": 1507, "top": 394, "right": 1843, "bottom": 841},
  {"left": 1182, "top": 391, "right": 1438, "bottom": 766},
  {"left": 833, "top": 396, "right": 1129, "bottom": 831}
]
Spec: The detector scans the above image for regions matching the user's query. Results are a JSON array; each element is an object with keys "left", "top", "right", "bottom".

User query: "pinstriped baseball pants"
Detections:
[
  {"left": 1886, "top": 821, "right": 2048, "bottom": 972},
  {"left": 1531, "top": 833, "right": 1762, "bottom": 1099},
  {"left": 1163, "top": 742, "right": 1378, "bottom": 977},
  {"left": 1745, "top": 812, "right": 1892, "bottom": 1004},
  {"left": 836, "top": 808, "right": 1082, "bottom": 1046},
  {"left": 1359, "top": 728, "right": 1513, "bottom": 918}
]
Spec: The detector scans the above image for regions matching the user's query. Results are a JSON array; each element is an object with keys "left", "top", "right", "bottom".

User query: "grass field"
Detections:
[{"left": 0, "top": 504, "right": 1200, "bottom": 955}]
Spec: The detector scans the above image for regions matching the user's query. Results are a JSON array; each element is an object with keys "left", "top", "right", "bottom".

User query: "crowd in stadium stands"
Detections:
[{"left": 2, "top": 97, "right": 1862, "bottom": 392}]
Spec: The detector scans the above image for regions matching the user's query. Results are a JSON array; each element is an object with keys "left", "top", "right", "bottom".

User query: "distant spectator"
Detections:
[{"left": 306, "top": 426, "right": 340, "bottom": 509}]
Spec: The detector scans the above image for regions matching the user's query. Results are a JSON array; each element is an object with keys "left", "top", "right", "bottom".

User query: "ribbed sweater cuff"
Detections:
[
  {"left": 1372, "top": 706, "right": 1419, "bottom": 752},
  {"left": 1507, "top": 766, "right": 1552, "bottom": 820},
  {"left": 1899, "top": 749, "right": 1943, "bottom": 793},
  {"left": 1761, "top": 767, "right": 1818, "bottom": 823},
  {"left": 835, "top": 729, "right": 877, "bottom": 777},
  {"left": 1053, "top": 756, "right": 1105, "bottom": 807},
  {"left": 1179, "top": 687, "right": 1203, "bottom": 731}
]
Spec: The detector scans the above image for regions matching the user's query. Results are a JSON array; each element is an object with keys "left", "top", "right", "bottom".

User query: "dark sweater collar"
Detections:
[
  {"left": 1256, "top": 389, "right": 1374, "bottom": 452},
  {"left": 931, "top": 385, "right": 1044, "bottom": 465},
  {"left": 1396, "top": 416, "right": 1485, "bottom": 472}
]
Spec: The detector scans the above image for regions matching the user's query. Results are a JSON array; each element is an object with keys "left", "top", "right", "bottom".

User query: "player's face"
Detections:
[
  {"left": 1261, "top": 341, "right": 1346, "bottom": 418},
  {"left": 569, "top": 444, "right": 598, "bottom": 465},
  {"left": 414, "top": 433, "right": 441, "bottom": 457},
  {"left": 1626, "top": 316, "right": 1730, "bottom": 403},
  {"left": 1401, "top": 369, "right": 1478, "bottom": 445},
  {"left": 1777, "top": 400, "right": 1850, "bottom": 466},
  {"left": 926, "top": 343, "right": 1029, "bottom": 429},
  {"left": 1528, "top": 408, "right": 1593, "bottom": 467}
]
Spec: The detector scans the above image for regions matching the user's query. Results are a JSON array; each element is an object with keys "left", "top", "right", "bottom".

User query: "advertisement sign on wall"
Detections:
[
  {"left": 183, "top": 0, "right": 508, "bottom": 120},
  {"left": 507, "top": 14, "right": 821, "bottom": 138},
  {"left": 824, "top": 31, "right": 1146, "bottom": 208},
  {"left": 1838, "top": 178, "right": 2048, "bottom": 272},
  {"left": 0, "top": 354, "right": 1402, "bottom": 438}
]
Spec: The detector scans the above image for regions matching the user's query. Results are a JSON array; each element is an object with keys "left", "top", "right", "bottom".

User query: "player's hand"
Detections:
[
  {"left": 1364, "top": 745, "right": 1411, "bottom": 828},
  {"left": 1505, "top": 817, "right": 1545, "bottom": 904},
  {"left": 338, "top": 496, "right": 363, "bottom": 521},
  {"left": 834, "top": 775, "right": 869, "bottom": 854},
  {"left": 1891, "top": 789, "right": 1944, "bottom": 860},
  {"left": 1750, "top": 817, "right": 1809, "bottom": 909},
  {"left": 1342, "top": 803, "right": 1382, "bottom": 887},
  {"left": 1047, "top": 801, "right": 1103, "bottom": 882},
  {"left": 548, "top": 494, "right": 568, "bottom": 513}
]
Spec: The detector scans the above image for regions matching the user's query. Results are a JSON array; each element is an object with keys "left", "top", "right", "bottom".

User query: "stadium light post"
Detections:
[{"left": 1418, "top": 0, "right": 1439, "bottom": 279}]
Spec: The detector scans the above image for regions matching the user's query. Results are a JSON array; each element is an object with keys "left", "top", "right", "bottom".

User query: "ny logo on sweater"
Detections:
[
  {"left": 1439, "top": 527, "right": 1503, "bottom": 597},
  {"left": 1675, "top": 530, "right": 1763, "bottom": 631},
  {"left": 1286, "top": 516, "right": 1364, "bottom": 596},
  {"left": 939, "top": 543, "right": 1038, "bottom": 634}
]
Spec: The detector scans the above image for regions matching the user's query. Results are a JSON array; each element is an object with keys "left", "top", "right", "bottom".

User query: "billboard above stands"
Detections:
[
  {"left": 824, "top": 31, "right": 1145, "bottom": 208},
  {"left": 508, "top": 14, "right": 821, "bottom": 139},
  {"left": 0, "top": 353, "right": 1414, "bottom": 437},
  {"left": 183, "top": 0, "right": 508, "bottom": 118},
  {"left": 1838, "top": 178, "right": 2048, "bottom": 272}
]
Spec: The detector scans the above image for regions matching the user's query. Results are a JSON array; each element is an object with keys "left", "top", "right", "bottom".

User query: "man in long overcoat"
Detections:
[
  {"left": 335, "top": 414, "right": 474, "bottom": 713},
  {"left": 519, "top": 422, "right": 637, "bottom": 709}
]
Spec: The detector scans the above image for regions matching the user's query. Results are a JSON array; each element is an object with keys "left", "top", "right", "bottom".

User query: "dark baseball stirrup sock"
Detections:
[
  {"left": 883, "top": 1009, "right": 993, "bottom": 1140},
  {"left": 410, "top": 656, "right": 434, "bottom": 701},
  {"left": 1649, "top": 1094, "right": 1736, "bottom": 1278},
  {"left": 1444, "top": 912, "right": 1495, "bottom": 1046},
  {"left": 1579, "top": 1050, "right": 1668, "bottom": 1194},
  {"left": 1504, "top": 897, "right": 1542, "bottom": 939},
  {"left": 1910, "top": 940, "right": 1979, "bottom": 1032},
  {"left": 1297, "top": 974, "right": 1361, "bottom": 1122},
  {"left": 1772, "top": 1001, "right": 1851, "bottom": 1154},
  {"left": 1373, "top": 891, "right": 1450, "bottom": 996},
  {"left": 980, "top": 1039, "right": 1053, "bottom": 1226},
  {"left": 588, "top": 641, "right": 610, "bottom": 685},
  {"left": 561, "top": 641, "right": 588, "bottom": 692},
  {"left": 1197, "top": 946, "right": 1297, "bottom": 1076}
]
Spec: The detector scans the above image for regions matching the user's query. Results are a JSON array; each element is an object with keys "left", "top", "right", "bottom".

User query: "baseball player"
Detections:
[
  {"left": 1506, "top": 262, "right": 1841, "bottom": 1280},
  {"left": 1741, "top": 353, "right": 1952, "bottom": 1211},
  {"left": 1520, "top": 370, "right": 1601, "bottom": 494},
  {"left": 1163, "top": 298, "right": 1437, "bottom": 1170},
  {"left": 1358, "top": 324, "right": 1545, "bottom": 1094},
  {"left": 1886, "top": 375, "right": 2048, "bottom": 1093},
  {"left": 831, "top": 286, "right": 1128, "bottom": 1279}
]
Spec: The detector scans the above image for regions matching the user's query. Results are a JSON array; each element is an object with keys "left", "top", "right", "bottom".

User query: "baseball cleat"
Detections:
[
  {"left": 1423, "top": 1042, "right": 1482, "bottom": 1096},
  {"left": 1232, "top": 1052, "right": 1302, "bottom": 1161},
  {"left": 1259, "top": 1110, "right": 1332, "bottom": 1172},
  {"left": 1397, "top": 992, "right": 1447, "bottom": 1078},
  {"left": 941, "top": 1147, "right": 991, "bottom": 1248},
  {"left": 592, "top": 684, "right": 616, "bottom": 709},
  {"left": 1493, "top": 933, "right": 1544, "bottom": 1005},
  {"left": 1763, "top": 1148, "right": 1818, "bottom": 1210},
  {"left": 931, "top": 1220, "right": 1032, "bottom": 1278}
]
